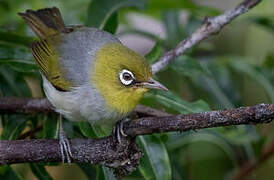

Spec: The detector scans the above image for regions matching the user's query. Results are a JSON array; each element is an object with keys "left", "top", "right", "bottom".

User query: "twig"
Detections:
[
  {"left": 151, "top": 0, "right": 262, "bottom": 73},
  {"left": 233, "top": 141, "right": 274, "bottom": 180}
]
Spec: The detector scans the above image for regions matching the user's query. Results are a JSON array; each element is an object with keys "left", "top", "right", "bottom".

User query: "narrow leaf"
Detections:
[
  {"left": 0, "top": 166, "right": 21, "bottom": 180},
  {"left": 96, "top": 166, "right": 116, "bottom": 180},
  {"left": 228, "top": 60, "right": 274, "bottom": 102},
  {"left": 78, "top": 164, "right": 97, "bottom": 180},
  {"left": 29, "top": 163, "right": 53, "bottom": 180},
  {"left": 1, "top": 115, "right": 28, "bottom": 140},
  {"left": 103, "top": 13, "right": 119, "bottom": 34},
  {"left": 0, "top": 44, "right": 32, "bottom": 60},
  {"left": 86, "top": 0, "right": 147, "bottom": 30},
  {"left": 145, "top": 41, "right": 163, "bottom": 64},
  {"left": 171, "top": 55, "right": 210, "bottom": 77},
  {"left": 0, "top": 30, "right": 34, "bottom": 46},
  {"left": 148, "top": 0, "right": 220, "bottom": 16},
  {"left": 248, "top": 16, "right": 274, "bottom": 33},
  {"left": 138, "top": 135, "right": 171, "bottom": 180},
  {"left": 78, "top": 121, "right": 98, "bottom": 138},
  {"left": 43, "top": 115, "right": 58, "bottom": 139},
  {"left": 142, "top": 90, "right": 210, "bottom": 114},
  {"left": 0, "top": 59, "right": 37, "bottom": 73}
]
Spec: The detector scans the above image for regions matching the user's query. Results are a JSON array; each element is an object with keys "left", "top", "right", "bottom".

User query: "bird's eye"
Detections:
[{"left": 119, "top": 69, "right": 134, "bottom": 86}]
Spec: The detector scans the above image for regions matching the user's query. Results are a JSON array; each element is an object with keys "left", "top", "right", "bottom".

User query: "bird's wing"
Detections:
[
  {"left": 19, "top": 7, "right": 75, "bottom": 91},
  {"left": 19, "top": 7, "right": 120, "bottom": 90},
  {"left": 31, "top": 39, "right": 72, "bottom": 91}
]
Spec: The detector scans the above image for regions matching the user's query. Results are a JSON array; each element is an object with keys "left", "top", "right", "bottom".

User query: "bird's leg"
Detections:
[
  {"left": 113, "top": 118, "right": 130, "bottom": 143},
  {"left": 58, "top": 114, "right": 72, "bottom": 163}
]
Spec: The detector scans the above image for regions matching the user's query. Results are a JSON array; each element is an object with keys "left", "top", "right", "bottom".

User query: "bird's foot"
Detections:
[
  {"left": 113, "top": 119, "right": 129, "bottom": 143},
  {"left": 58, "top": 115, "right": 72, "bottom": 164},
  {"left": 59, "top": 131, "right": 73, "bottom": 164}
]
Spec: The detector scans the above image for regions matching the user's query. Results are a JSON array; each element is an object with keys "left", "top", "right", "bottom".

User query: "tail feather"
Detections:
[{"left": 18, "top": 7, "right": 67, "bottom": 39}]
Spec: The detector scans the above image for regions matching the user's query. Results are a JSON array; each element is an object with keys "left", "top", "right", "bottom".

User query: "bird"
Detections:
[{"left": 18, "top": 7, "right": 168, "bottom": 163}]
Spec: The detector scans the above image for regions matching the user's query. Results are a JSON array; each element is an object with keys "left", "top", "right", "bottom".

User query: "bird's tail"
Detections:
[{"left": 18, "top": 7, "right": 68, "bottom": 39}]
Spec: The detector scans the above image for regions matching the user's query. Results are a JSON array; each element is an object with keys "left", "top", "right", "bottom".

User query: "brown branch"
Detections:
[
  {"left": 0, "top": 103, "right": 273, "bottom": 176},
  {"left": 0, "top": 97, "right": 167, "bottom": 118},
  {"left": 151, "top": 0, "right": 262, "bottom": 73},
  {"left": 233, "top": 141, "right": 274, "bottom": 180},
  {"left": 124, "top": 104, "right": 274, "bottom": 136},
  {"left": 0, "top": 98, "right": 52, "bottom": 114}
]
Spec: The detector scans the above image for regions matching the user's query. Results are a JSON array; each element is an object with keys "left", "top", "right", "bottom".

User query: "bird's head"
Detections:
[{"left": 92, "top": 42, "right": 167, "bottom": 115}]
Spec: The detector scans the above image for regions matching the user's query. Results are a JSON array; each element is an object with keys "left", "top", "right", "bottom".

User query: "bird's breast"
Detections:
[{"left": 42, "top": 75, "right": 123, "bottom": 124}]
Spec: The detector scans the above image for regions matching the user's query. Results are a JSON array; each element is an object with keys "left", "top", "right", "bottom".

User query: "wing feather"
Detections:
[{"left": 31, "top": 40, "right": 72, "bottom": 91}]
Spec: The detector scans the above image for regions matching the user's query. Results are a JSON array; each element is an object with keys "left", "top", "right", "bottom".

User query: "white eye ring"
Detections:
[{"left": 119, "top": 69, "right": 135, "bottom": 86}]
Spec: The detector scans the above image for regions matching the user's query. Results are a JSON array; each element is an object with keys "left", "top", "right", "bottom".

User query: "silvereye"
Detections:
[{"left": 19, "top": 7, "right": 167, "bottom": 163}]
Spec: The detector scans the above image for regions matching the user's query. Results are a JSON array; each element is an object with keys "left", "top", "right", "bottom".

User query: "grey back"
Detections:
[{"left": 52, "top": 27, "right": 120, "bottom": 86}]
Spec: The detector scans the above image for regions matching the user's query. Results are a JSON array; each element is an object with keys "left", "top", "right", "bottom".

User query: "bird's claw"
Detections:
[
  {"left": 113, "top": 119, "right": 129, "bottom": 143},
  {"left": 59, "top": 132, "right": 72, "bottom": 164},
  {"left": 58, "top": 115, "right": 72, "bottom": 164}
]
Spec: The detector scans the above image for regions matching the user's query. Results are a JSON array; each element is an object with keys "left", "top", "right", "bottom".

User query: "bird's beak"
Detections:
[{"left": 136, "top": 78, "right": 168, "bottom": 91}]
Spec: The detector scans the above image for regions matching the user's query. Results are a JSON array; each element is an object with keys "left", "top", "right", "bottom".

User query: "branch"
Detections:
[
  {"left": 124, "top": 104, "right": 274, "bottom": 136},
  {"left": 0, "top": 136, "right": 142, "bottom": 177},
  {"left": 151, "top": 0, "right": 262, "bottom": 74},
  {"left": 1, "top": 104, "right": 273, "bottom": 172},
  {"left": 233, "top": 141, "right": 274, "bottom": 180},
  {"left": 0, "top": 98, "right": 52, "bottom": 114},
  {"left": 0, "top": 97, "right": 164, "bottom": 118}
]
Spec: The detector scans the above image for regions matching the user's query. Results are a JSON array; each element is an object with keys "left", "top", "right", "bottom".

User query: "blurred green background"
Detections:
[{"left": 0, "top": 0, "right": 273, "bottom": 179}]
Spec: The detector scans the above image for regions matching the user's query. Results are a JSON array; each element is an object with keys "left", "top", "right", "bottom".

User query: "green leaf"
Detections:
[
  {"left": 248, "top": 16, "right": 274, "bottom": 33},
  {"left": 228, "top": 59, "right": 274, "bottom": 102},
  {"left": 138, "top": 135, "right": 171, "bottom": 180},
  {"left": 167, "top": 131, "right": 237, "bottom": 164},
  {"left": 0, "top": 166, "right": 21, "bottom": 180},
  {"left": 264, "top": 54, "right": 274, "bottom": 68},
  {"left": 1, "top": 115, "right": 28, "bottom": 140},
  {"left": 86, "top": 0, "right": 147, "bottom": 30},
  {"left": 0, "top": 31, "right": 34, "bottom": 46},
  {"left": 162, "top": 10, "right": 185, "bottom": 47},
  {"left": 0, "top": 44, "right": 32, "bottom": 60},
  {"left": 0, "top": 59, "right": 37, "bottom": 73},
  {"left": 96, "top": 166, "right": 116, "bottom": 180},
  {"left": 78, "top": 164, "right": 97, "bottom": 180},
  {"left": 0, "top": 43, "right": 36, "bottom": 73},
  {"left": 220, "top": 125, "right": 260, "bottom": 145},
  {"left": 197, "top": 75, "right": 235, "bottom": 109},
  {"left": 29, "top": 163, "right": 53, "bottom": 180},
  {"left": 170, "top": 55, "right": 210, "bottom": 77},
  {"left": 43, "top": 115, "right": 58, "bottom": 139},
  {"left": 145, "top": 41, "right": 163, "bottom": 64},
  {"left": 184, "top": 60, "right": 235, "bottom": 109},
  {"left": 103, "top": 13, "right": 119, "bottom": 34},
  {"left": 78, "top": 121, "right": 98, "bottom": 138},
  {"left": 142, "top": 90, "right": 210, "bottom": 114},
  {"left": 168, "top": 131, "right": 236, "bottom": 179},
  {"left": 147, "top": 0, "right": 220, "bottom": 17},
  {"left": 0, "top": 67, "right": 31, "bottom": 96}
]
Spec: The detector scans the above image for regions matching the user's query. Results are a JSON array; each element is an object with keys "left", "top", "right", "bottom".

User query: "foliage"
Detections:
[{"left": 0, "top": 0, "right": 274, "bottom": 180}]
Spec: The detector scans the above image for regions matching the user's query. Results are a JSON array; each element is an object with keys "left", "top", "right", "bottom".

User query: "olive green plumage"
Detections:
[{"left": 19, "top": 7, "right": 167, "bottom": 125}]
